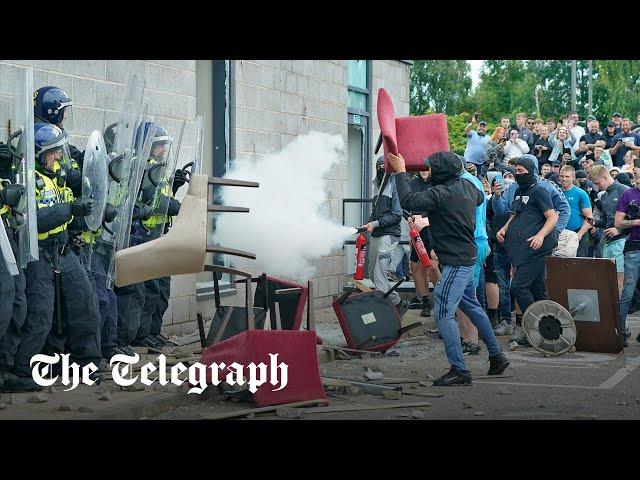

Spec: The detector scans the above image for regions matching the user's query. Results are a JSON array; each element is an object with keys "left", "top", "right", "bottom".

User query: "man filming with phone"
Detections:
[{"left": 464, "top": 113, "right": 490, "bottom": 177}]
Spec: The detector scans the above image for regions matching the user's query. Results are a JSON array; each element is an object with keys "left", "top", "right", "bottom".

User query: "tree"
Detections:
[{"left": 410, "top": 60, "right": 472, "bottom": 116}]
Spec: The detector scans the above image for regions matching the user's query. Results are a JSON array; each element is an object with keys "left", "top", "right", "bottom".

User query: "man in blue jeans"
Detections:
[
  {"left": 614, "top": 168, "right": 640, "bottom": 347},
  {"left": 390, "top": 150, "right": 509, "bottom": 386}
]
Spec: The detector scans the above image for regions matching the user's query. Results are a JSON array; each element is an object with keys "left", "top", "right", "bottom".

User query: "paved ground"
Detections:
[{"left": 2, "top": 307, "right": 639, "bottom": 420}]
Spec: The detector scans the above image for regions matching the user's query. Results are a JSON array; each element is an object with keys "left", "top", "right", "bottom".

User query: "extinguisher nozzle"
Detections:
[{"left": 355, "top": 227, "right": 368, "bottom": 234}]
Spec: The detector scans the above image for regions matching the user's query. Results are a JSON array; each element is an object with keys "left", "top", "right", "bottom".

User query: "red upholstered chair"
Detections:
[{"left": 377, "top": 87, "right": 450, "bottom": 172}]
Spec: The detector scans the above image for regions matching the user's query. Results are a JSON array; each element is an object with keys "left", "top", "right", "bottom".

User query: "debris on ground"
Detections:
[
  {"left": 382, "top": 390, "right": 402, "bottom": 400},
  {"left": 462, "top": 402, "right": 472, "bottom": 409},
  {"left": 55, "top": 405, "right": 74, "bottom": 412},
  {"left": 411, "top": 410, "right": 425, "bottom": 419},
  {"left": 98, "top": 390, "right": 112, "bottom": 401},
  {"left": 28, "top": 393, "right": 48, "bottom": 404},
  {"left": 363, "top": 367, "right": 384, "bottom": 381},
  {"left": 77, "top": 406, "right": 95, "bottom": 413},
  {"left": 0, "top": 403, "right": 7, "bottom": 410},
  {"left": 473, "top": 411, "right": 486, "bottom": 416}
]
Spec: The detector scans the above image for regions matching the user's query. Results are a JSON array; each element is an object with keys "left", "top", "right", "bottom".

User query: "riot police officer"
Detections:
[
  {"left": 131, "top": 123, "right": 183, "bottom": 349},
  {"left": 33, "top": 86, "right": 84, "bottom": 169},
  {"left": 9, "top": 123, "right": 103, "bottom": 383},
  {"left": 0, "top": 141, "right": 38, "bottom": 391}
]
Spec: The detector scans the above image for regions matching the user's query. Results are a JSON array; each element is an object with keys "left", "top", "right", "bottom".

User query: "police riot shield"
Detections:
[
  {"left": 0, "top": 218, "right": 18, "bottom": 276},
  {"left": 115, "top": 110, "right": 157, "bottom": 254},
  {"left": 193, "top": 114, "right": 205, "bottom": 175},
  {"left": 13, "top": 67, "right": 38, "bottom": 268},
  {"left": 96, "top": 73, "right": 146, "bottom": 287},
  {"left": 82, "top": 131, "right": 109, "bottom": 231},
  {"left": 145, "top": 119, "right": 186, "bottom": 241}
]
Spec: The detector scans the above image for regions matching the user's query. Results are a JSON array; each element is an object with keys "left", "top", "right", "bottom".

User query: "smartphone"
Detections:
[
  {"left": 634, "top": 158, "right": 640, "bottom": 169},
  {"left": 486, "top": 171, "right": 503, "bottom": 186}
]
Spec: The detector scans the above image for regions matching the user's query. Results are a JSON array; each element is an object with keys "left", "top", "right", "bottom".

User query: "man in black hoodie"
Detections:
[{"left": 389, "top": 151, "right": 509, "bottom": 386}]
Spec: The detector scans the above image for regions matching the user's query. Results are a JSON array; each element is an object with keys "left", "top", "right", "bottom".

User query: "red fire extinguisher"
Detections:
[
  {"left": 354, "top": 227, "right": 368, "bottom": 280},
  {"left": 408, "top": 216, "right": 432, "bottom": 269}
]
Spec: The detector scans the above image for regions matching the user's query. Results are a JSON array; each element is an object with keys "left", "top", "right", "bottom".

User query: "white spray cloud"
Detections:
[{"left": 212, "top": 131, "right": 358, "bottom": 282}]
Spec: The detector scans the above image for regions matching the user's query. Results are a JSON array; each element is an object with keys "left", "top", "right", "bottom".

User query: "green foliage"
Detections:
[
  {"left": 411, "top": 60, "right": 640, "bottom": 127},
  {"left": 410, "top": 60, "right": 472, "bottom": 116}
]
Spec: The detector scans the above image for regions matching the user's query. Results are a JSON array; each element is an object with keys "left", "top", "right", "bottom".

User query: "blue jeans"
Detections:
[
  {"left": 493, "top": 244, "right": 512, "bottom": 323},
  {"left": 434, "top": 264, "right": 503, "bottom": 373},
  {"left": 619, "top": 250, "right": 640, "bottom": 337}
]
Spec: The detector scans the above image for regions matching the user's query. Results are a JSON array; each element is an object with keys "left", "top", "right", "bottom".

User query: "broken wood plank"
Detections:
[
  {"left": 319, "top": 345, "right": 382, "bottom": 356},
  {"left": 352, "top": 279, "right": 373, "bottom": 292},
  {"left": 302, "top": 401, "right": 432, "bottom": 415},
  {"left": 402, "top": 391, "right": 445, "bottom": 398},
  {"left": 199, "top": 399, "right": 329, "bottom": 420},
  {"left": 321, "top": 377, "right": 352, "bottom": 388}
]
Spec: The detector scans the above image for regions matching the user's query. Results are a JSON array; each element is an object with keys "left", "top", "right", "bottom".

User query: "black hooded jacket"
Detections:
[{"left": 395, "top": 152, "right": 483, "bottom": 267}]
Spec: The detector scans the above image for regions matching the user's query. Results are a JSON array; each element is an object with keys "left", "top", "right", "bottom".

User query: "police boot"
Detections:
[{"left": 0, "top": 372, "right": 43, "bottom": 392}]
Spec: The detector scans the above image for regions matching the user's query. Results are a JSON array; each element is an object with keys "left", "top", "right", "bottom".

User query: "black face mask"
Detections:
[
  {"left": 376, "top": 169, "right": 385, "bottom": 184},
  {"left": 515, "top": 172, "right": 536, "bottom": 187}
]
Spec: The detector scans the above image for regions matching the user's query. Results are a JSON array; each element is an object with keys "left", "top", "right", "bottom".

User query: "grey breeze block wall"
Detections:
[
  {"left": 226, "top": 60, "right": 410, "bottom": 313},
  {"left": 0, "top": 60, "right": 203, "bottom": 336}
]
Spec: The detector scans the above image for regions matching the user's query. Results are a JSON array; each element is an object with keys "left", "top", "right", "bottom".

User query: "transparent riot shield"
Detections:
[
  {"left": 82, "top": 131, "right": 109, "bottom": 231},
  {"left": 115, "top": 109, "right": 157, "bottom": 253},
  {"left": 143, "top": 119, "right": 186, "bottom": 242},
  {"left": 193, "top": 114, "right": 205, "bottom": 175},
  {"left": 0, "top": 219, "right": 18, "bottom": 276},
  {"left": 13, "top": 67, "right": 38, "bottom": 268},
  {"left": 96, "top": 73, "right": 146, "bottom": 287}
]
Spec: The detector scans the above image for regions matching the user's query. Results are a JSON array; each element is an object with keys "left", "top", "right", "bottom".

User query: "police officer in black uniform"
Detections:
[{"left": 9, "top": 123, "right": 103, "bottom": 384}]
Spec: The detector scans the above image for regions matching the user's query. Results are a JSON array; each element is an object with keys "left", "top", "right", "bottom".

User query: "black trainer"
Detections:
[
  {"left": 432, "top": 368, "right": 472, "bottom": 386},
  {"left": 420, "top": 304, "right": 432, "bottom": 317},
  {"left": 0, "top": 372, "right": 43, "bottom": 392},
  {"left": 462, "top": 341, "right": 481, "bottom": 355},
  {"left": 487, "top": 353, "right": 510, "bottom": 376},
  {"left": 132, "top": 335, "right": 163, "bottom": 350},
  {"left": 408, "top": 296, "right": 423, "bottom": 309}
]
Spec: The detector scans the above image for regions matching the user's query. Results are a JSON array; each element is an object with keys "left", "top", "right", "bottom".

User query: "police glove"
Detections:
[
  {"left": 0, "top": 142, "right": 13, "bottom": 164},
  {"left": 103, "top": 203, "right": 118, "bottom": 223},
  {"left": 172, "top": 168, "right": 188, "bottom": 194},
  {"left": 133, "top": 203, "right": 153, "bottom": 221},
  {"left": 71, "top": 198, "right": 95, "bottom": 217},
  {"left": 0, "top": 183, "right": 25, "bottom": 208}
]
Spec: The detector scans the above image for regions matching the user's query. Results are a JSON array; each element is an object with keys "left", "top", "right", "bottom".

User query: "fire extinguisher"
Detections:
[
  {"left": 354, "top": 227, "right": 368, "bottom": 280},
  {"left": 406, "top": 212, "right": 432, "bottom": 269}
]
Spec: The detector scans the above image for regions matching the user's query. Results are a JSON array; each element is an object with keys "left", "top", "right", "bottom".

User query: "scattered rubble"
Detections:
[
  {"left": 363, "top": 367, "right": 384, "bottom": 381},
  {"left": 98, "top": 390, "right": 112, "bottom": 401},
  {"left": 28, "top": 393, "right": 48, "bottom": 404},
  {"left": 473, "top": 411, "right": 486, "bottom": 417},
  {"left": 0, "top": 403, "right": 7, "bottom": 410},
  {"left": 55, "top": 405, "right": 74, "bottom": 412},
  {"left": 77, "top": 406, "right": 95, "bottom": 413},
  {"left": 411, "top": 410, "right": 425, "bottom": 419},
  {"left": 382, "top": 390, "right": 402, "bottom": 400}
]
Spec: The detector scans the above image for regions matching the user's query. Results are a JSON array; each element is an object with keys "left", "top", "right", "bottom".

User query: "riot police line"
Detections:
[{"left": 0, "top": 71, "right": 191, "bottom": 392}]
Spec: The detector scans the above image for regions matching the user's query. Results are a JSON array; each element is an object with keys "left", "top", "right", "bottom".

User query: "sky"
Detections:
[{"left": 468, "top": 60, "right": 484, "bottom": 91}]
